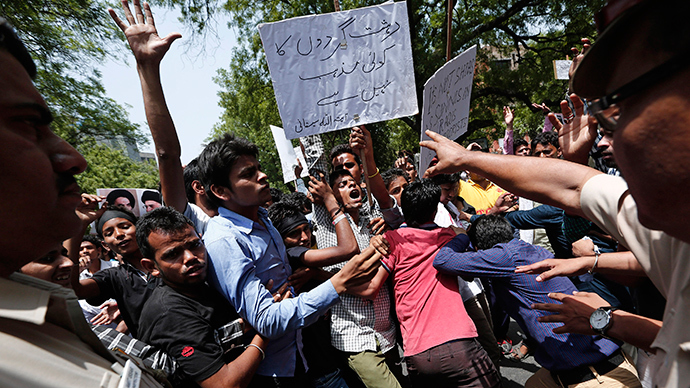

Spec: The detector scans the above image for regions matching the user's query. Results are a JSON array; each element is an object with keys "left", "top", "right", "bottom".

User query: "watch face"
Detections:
[{"left": 590, "top": 308, "right": 609, "bottom": 330}]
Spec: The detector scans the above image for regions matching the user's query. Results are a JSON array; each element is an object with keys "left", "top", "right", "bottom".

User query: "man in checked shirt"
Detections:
[{"left": 301, "top": 127, "right": 407, "bottom": 388}]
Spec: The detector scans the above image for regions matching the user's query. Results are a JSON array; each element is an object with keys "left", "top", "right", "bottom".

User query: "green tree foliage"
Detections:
[
  {"left": 77, "top": 140, "right": 160, "bottom": 195},
  {"left": 1, "top": 0, "right": 145, "bottom": 146},
  {"left": 2, "top": 0, "right": 154, "bottom": 190},
  {"left": 164, "top": 0, "right": 605, "bottom": 183}
]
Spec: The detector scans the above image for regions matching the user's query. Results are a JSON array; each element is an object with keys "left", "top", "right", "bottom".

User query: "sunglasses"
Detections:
[{"left": 587, "top": 50, "right": 690, "bottom": 135}]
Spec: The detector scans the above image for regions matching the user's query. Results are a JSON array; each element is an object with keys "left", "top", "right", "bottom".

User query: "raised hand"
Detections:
[
  {"left": 75, "top": 194, "right": 107, "bottom": 231},
  {"left": 503, "top": 106, "right": 514, "bottom": 128},
  {"left": 108, "top": 0, "right": 182, "bottom": 65},
  {"left": 553, "top": 94, "right": 599, "bottom": 165},
  {"left": 308, "top": 172, "right": 334, "bottom": 206},
  {"left": 569, "top": 38, "right": 591, "bottom": 80}
]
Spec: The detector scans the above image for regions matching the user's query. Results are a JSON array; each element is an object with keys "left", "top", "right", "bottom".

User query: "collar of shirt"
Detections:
[
  {"left": 468, "top": 179, "right": 495, "bottom": 191},
  {"left": 217, "top": 206, "right": 271, "bottom": 235},
  {"left": 0, "top": 274, "right": 53, "bottom": 325}
]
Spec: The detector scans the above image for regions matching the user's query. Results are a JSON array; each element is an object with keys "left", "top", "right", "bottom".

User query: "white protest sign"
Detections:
[
  {"left": 420, "top": 45, "right": 477, "bottom": 174},
  {"left": 553, "top": 60, "right": 572, "bottom": 80},
  {"left": 259, "top": 2, "right": 418, "bottom": 139},
  {"left": 270, "top": 125, "right": 309, "bottom": 183}
]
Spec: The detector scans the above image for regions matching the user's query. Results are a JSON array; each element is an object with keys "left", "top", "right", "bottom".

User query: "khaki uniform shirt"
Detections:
[
  {"left": 581, "top": 174, "right": 690, "bottom": 388},
  {"left": 0, "top": 273, "right": 163, "bottom": 387}
]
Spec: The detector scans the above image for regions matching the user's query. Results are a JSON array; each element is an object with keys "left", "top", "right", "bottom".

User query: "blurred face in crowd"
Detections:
[
  {"left": 113, "top": 196, "right": 133, "bottom": 211},
  {"left": 597, "top": 130, "right": 617, "bottom": 168},
  {"left": 332, "top": 174, "right": 363, "bottom": 211},
  {"left": 332, "top": 153, "right": 362, "bottom": 184},
  {"left": 144, "top": 200, "right": 161, "bottom": 212},
  {"left": 101, "top": 217, "right": 139, "bottom": 258},
  {"left": 515, "top": 144, "right": 531, "bottom": 156},
  {"left": 0, "top": 50, "right": 87, "bottom": 277},
  {"left": 439, "top": 182, "right": 458, "bottom": 205},
  {"left": 532, "top": 143, "right": 561, "bottom": 158},
  {"left": 386, "top": 176, "right": 408, "bottom": 206},
  {"left": 80, "top": 240, "right": 102, "bottom": 263},
  {"left": 21, "top": 245, "right": 73, "bottom": 288},
  {"left": 283, "top": 223, "right": 312, "bottom": 249},
  {"left": 143, "top": 225, "right": 207, "bottom": 291},
  {"left": 403, "top": 161, "right": 417, "bottom": 182}
]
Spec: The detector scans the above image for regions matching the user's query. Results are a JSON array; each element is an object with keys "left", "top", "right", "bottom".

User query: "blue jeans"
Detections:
[{"left": 310, "top": 368, "right": 350, "bottom": 388}]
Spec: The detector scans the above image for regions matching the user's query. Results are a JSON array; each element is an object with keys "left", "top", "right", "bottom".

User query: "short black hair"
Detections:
[
  {"left": 270, "top": 187, "right": 284, "bottom": 204},
  {"left": 0, "top": 18, "right": 36, "bottom": 78},
  {"left": 468, "top": 215, "right": 514, "bottom": 250},
  {"left": 401, "top": 179, "right": 440, "bottom": 227},
  {"left": 514, "top": 139, "right": 529, "bottom": 153},
  {"left": 329, "top": 144, "right": 361, "bottom": 165},
  {"left": 106, "top": 189, "right": 136, "bottom": 208},
  {"left": 329, "top": 169, "right": 355, "bottom": 189},
  {"left": 282, "top": 192, "right": 312, "bottom": 213},
  {"left": 431, "top": 172, "right": 461, "bottom": 186},
  {"left": 381, "top": 168, "right": 409, "bottom": 189},
  {"left": 197, "top": 133, "right": 258, "bottom": 207},
  {"left": 183, "top": 158, "right": 201, "bottom": 204},
  {"left": 82, "top": 234, "right": 103, "bottom": 249},
  {"left": 531, "top": 131, "right": 559, "bottom": 153},
  {"left": 141, "top": 190, "right": 162, "bottom": 204},
  {"left": 135, "top": 206, "right": 195, "bottom": 260}
]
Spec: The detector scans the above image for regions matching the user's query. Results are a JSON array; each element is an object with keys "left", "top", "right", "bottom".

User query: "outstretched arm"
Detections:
[
  {"left": 109, "top": 0, "right": 187, "bottom": 212},
  {"left": 421, "top": 131, "right": 602, "bottom": 217},
  {"left": 532, "top": 291, "right": 661, "bottom": 353}
]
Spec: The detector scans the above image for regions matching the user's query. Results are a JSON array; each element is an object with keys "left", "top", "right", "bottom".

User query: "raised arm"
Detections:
[
  {"left": 503, "top": 106, "right": 514, "bottom": 155},
  {"left": 421, "top": 131, "right": 601, "bottom": 217},
  {"left": 108, "top": 0, "right": 187, "bottom": 212},
  {"left": 302, "top": 173, "right": 359, "bottom": 267},
  {"left": 349, "top": 126, "right": 392, "bottom": 209},
  {"left": 66, "top": 194, "right": 106, "bottom": 299}
]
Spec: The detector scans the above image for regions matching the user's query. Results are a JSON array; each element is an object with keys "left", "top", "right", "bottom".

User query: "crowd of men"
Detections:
[{"left": 1, "top": 0, "right": 689, "bottom": 387}]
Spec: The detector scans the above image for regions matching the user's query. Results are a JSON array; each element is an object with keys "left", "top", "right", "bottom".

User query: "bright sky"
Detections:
[{"left": 99, "top": 7, "right": 238, "bottom": 165}]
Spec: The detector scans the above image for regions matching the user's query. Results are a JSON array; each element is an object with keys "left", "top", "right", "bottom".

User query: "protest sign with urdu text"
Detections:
[{"left": 259, "top": 2, "right": 418, "bottom": 139}]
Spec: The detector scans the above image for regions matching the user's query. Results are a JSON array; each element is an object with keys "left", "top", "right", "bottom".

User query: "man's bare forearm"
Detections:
[{"left": 136, "top": 63, "right": 187, "bottom": 212}]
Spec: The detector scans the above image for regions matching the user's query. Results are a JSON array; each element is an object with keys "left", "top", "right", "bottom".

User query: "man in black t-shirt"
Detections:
[{"left": 136, "top": 207, "right": 267, "bottom": 388}]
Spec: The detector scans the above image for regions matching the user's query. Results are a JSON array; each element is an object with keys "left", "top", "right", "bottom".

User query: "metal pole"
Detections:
[{"left": 446, "top": 0, "right": 454, "bottom": 62}]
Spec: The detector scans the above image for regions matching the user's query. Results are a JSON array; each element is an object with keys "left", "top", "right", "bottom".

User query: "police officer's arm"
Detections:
[
  {"left": 108, "top": 0, "right": 188, "bottom": 212},
  {"left": 421, "top": 130, "right": 601, "bottom": 217},
  {"left": 533, "top": 291, "right": 661, "bottom": 353}
]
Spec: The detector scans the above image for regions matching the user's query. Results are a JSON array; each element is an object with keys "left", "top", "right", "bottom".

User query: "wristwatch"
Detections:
[{"left": 590, "top": 306, "right": 618, "bottom": 336}]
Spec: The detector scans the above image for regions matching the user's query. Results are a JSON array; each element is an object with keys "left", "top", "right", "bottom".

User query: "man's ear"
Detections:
[
  {"left": 141, "top": 258, "right": 160, "bottom": 278},
  {"left": 209, "top": 184, "right": 232, "bottom": 202},
  {"left": 191, "top": 180, "right": 206, "bottom": 195}
]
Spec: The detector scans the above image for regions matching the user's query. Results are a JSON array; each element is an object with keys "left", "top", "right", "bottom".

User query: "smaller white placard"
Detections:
[
  {"left": 271, "top": 125, "right": 308, "bottom": 183},
  {"left": 554, "top": 60, "right": 572, "bottom": 80}
]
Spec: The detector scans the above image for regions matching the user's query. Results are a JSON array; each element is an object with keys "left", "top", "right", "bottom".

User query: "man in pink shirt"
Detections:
[{"left": 354, "top": 180, "right": 500, "bottom": 388}]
